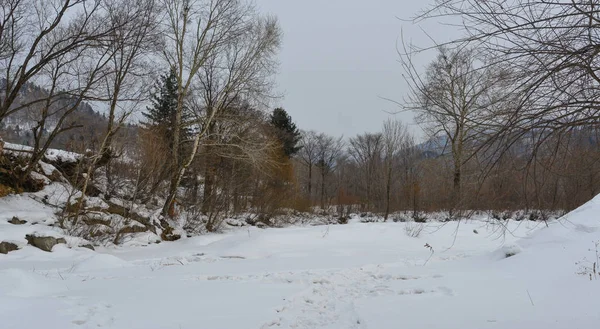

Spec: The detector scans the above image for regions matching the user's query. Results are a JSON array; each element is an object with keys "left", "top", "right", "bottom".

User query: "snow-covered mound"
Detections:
[
  {"left": 0, "top": 150, "right": 161, "bottom": 251},
  {"left": 71, "top": 254, "right": 132, "bottom": 273},
  {"left": 519, "top": 193, "right": 600, "bottom": 249},
  {"left": 358, "top": 196, "right": 600, "bottom": 329},
  {"left": 2, "top": 142, "right": 81, "bottom": 163}
]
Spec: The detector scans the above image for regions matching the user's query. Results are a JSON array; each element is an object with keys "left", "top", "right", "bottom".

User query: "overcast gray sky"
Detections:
[{"left": 257, "top": 0, "right": 456, "bottom": 141}]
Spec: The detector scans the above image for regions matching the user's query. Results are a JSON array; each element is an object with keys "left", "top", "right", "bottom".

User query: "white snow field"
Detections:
[{"left": 1, "top": 198, "right": 600, "bottom": 328}]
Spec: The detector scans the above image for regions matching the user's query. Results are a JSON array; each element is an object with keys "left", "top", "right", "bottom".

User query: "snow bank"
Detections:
[
  {"left": 518, "top": 193, "right": 600, "bottom": 249},
  {"left": 2, "top": 142, "right": 81, "bottom": 163},
  {"left": 356, "top": 196, "right": 600, "bottom": 329}
]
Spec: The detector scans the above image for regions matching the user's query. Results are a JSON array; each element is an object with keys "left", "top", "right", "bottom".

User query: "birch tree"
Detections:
[
  {"left": 160, "top": 0, "right": 281, "bottom": 218},
  {"left": 160, "top": 0, "right": 249, "bottom": 217}
]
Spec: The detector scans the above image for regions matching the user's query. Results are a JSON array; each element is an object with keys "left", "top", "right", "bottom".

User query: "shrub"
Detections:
[
  {"left": 528, "top": 211, "right": 540, "bottom": 221},
  {"left": 392, "top": 213, "right": 410, "bottom": 223},
  {"left": 514, "top": 211, "right": 526, "bottom": 221},
  {"left": 413, "top": 212, "right": 427, "bottom": 223},
  {"left": 337, "top": 215, "right": 349, "bottom": 225},
  {"left": 405, "top": 222, "right": 424, "bottom": 238},
  {"left": 291, "top": 197, "right": 312, "bottom": 213},
  {"left": 576, "top": 240, "right": 600, "bottom": 281},
  {"left": 183, "top": 207, "right": 207, "bottom": 234},
  {"left": 0, "top": 183, "right": 14, "bottom": 197}
]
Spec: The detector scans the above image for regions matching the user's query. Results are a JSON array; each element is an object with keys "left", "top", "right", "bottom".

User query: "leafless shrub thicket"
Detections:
[{"left": 404, "top": 222, "right": 425, "bottom": 238}]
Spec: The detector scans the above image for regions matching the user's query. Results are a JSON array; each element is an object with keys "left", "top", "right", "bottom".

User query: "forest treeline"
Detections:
[{"left": 1, "top": 0, "right": 600, "bottom": 237}]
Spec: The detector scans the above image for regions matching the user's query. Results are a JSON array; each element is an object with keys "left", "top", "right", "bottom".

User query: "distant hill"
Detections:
[
  {"left": 415, "top": 127, "right": 600, "bottom": 161},
  {"left": 416, "top": 135, "right": 449, "bottom": 159},
  {"left": 0, "top": 80, "right": 138, "bottom": 153}
]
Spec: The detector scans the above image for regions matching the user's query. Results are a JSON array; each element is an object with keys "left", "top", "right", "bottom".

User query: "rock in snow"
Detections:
[
  {"left": 80, "top": 244, "right": 95, "bottom": 251},
  {"left": 25, "top": 235, "right": 66, "bottom": 252},
  {"left": 8, "top": 216, "right": 27, "bottom": 225},
  {"left": 0, "top": 241, "right": 18, "bottom": 254}
]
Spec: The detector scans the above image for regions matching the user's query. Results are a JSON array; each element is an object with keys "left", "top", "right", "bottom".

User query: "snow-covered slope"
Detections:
[
  {"left": 0, "top": 195, "right": 599, "bottom": 328},
  {"left": 2, "top": 142, "right": 81, "bottom": 163},
  {"left": 357, "top": 196, "right": 600, "bottom": 329}
]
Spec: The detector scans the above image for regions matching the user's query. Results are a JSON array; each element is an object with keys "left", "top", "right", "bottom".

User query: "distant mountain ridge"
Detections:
[{"left": 0, "top": 80, "right": 137, "bottom": 152}]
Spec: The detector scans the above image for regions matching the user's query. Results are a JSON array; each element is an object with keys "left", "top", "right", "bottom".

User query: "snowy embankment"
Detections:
[
  {"left": 2, "top": 142, "right": 81, "bottom": 163},
  {"left": 1, "top": 195, "right": 600, "bottom": 328}
]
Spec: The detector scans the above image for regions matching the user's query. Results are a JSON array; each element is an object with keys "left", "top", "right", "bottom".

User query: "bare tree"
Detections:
[
  {"left": 400, "top": 135, "right": 420, "bottom": 215},
  {"left": 298, "top": 130, "right": 319, "bottom": 200},
  {"left": 0, "top": 0, "right": 135, "bottom": 186},
  {"left": 348, "top": 132, "right": 383, "bottom": 211},
  {"left": 198, "top": 103, "right": 279, "bottom": 227},
  {"left": 72, "top": 0, "right": 160, "bottom": 223},
  {"left": 315, "top": 133, "right": 344, "bottom": 210},
  {"left": 0, "top": 0, "right": 130, "bottom": 122},
  {"left": 195, "top": 14, "right": 281, "bottom": 216},
  {"left": 401, "top": 46, "right": 508, "bottom": 208},
  {"left": 381, "top": 119, "right": 411, "bottom": 221},
  {"left": 160, "top": 0, "right": 252, "bottom": 216},
  {"left": 415, "top": 0, "right": 600, "bottom": 160},
  {"left": 160, "top": 0, "right": 281, "bottom": 219}
]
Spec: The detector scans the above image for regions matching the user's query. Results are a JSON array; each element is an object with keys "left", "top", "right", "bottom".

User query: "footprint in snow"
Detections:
[
  {"left": 438, "top": 286, "right": 454, "bottom": 296},
  {"left": 71, "top": 303, "right": 114, "bottom": 327}
]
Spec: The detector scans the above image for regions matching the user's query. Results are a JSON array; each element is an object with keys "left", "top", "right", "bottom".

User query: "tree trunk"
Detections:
[
  {"left": 384, "top": 167, "right": 392, "bottom": 221},
  {"left": 202, "top": 125, "right": 217, "bottom": 214},
  {"left": 163, "top": 97, "right": 183, "bottom": 217},
  {"left": 191, "top": 174, "right": 199, "bottom": 201},
  {"left": 162, "top": 123, "right": 205, "bottom": 218},
  {"left": 320, "top": 172, "right": 325, "bottom": 210},
  {"left": 202, "top": 163, "right": 215, "bottom": 214},
  {"left": 412, "top": 178, "right": 420, "bottom": 215},
  {"left": 307, "top": 164, "right": 312, "bottom": 201},
  {"left": 233, "top": 188, "right": 240, "bottom": 213},
  {"left": 453, "top": 165, "right": 461, "bottom": 207}
]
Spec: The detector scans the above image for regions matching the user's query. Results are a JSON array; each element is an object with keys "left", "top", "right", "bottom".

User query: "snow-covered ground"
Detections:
[
  {"left": 1, "top": 195, "right": 600, "bottom": 328},
  {"left": 2, "top": 141, "right": 81, "bottom": 162}
]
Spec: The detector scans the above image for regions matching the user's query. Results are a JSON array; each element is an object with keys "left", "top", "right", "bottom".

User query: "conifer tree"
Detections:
[
  {"left": 269, "top": 107, "right": 301, "bottom": 157},
  {"left": 143, "top": 67, "right": 190, "bottom": 149}
]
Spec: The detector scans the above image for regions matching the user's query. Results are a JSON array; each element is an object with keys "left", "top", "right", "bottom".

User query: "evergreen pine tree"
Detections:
[
  {"left": 143, "top": 67, "right": 190, "bottom": 149},
  {"left": 269, "top": 107, "right": 302, "bottom": 157}
]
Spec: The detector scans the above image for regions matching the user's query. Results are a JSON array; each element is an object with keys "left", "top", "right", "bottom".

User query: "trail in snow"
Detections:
[{"left": 257, "top": 265, "right": 449, "bottom": 329}]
